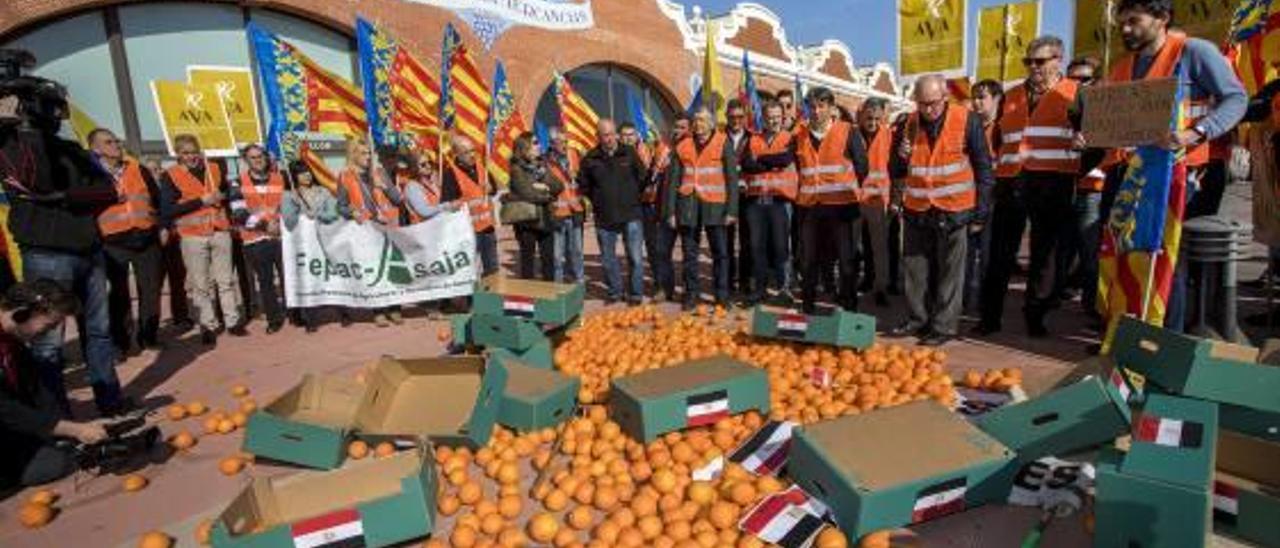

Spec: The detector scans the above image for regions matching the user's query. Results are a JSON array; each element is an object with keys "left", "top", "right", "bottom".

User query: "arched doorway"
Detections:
[{"left": 534, "top": 63, "right": 678, "bottom": 142}]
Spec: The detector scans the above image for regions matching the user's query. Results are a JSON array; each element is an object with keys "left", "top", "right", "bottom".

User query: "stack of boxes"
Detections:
[{"left": 460, "top": 274, "right": 584, "bottom": 369}]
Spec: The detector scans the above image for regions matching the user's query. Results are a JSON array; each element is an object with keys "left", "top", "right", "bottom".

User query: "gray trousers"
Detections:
[{"left": 904, "top": 216, "right": 969, "bottom": 336}]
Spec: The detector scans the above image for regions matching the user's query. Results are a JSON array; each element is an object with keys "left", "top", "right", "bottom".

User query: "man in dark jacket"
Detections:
[
  {"left": 0, "top": 280, "right": 108, "bottom": 490},
  {"left": 1, "top": 114, "right": 124, "bottom": 416},
  {"left": 579, "top": 119, "right": 646, "bottom": 304}
]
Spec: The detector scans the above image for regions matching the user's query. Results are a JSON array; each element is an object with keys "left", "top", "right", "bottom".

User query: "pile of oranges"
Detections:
[{"left": 554, "top": 306, "right": 967, "bottom": 425}]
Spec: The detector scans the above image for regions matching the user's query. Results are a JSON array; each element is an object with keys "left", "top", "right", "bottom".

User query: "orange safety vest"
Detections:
[
  {"left": 339, "top": 168, "right": 400, "bottom": 227},
  {"left": 1078, "top": 167, "right": 1106, "bottom": 192},
  {"left": 168, "top": 162, "right": 230, "bottom": 238},
  {"left": 239, "top": 170, "right": 285, "bottom": 244},
  {"left": 399, "top": 175, "right": 442, "bottom": 225},
  {"left": 861, "top": 126, "right": 892, "bottom": 208},
  {"left": 996, "top": 78, "right": 1082, "bottom": 177},
  {"left": 905, "top": 105, "right": 977, "bottom": 213},
  {"left": 452, "top": 164, "right": 495, "bottom": 233},
  {"left": 1108, "top": 30, "right": 1211, "bottom": 167},
  {"left": 642, "top": 141, "right": 673, "bottom": 204},
  {"left": 743, "top": 131, "right": 799, "bottom": 201},
  {"left": 675, "top": 132, "right": 729, "bottom": 204},
  {"left": 551, "top": 149, "right": 584, "bottom": 218},
  {"left": 98, "top": 160, "right": 156, "bottom": 237},
  {"left": 795, "top": 120, "right": 860, "bottom": 206}
]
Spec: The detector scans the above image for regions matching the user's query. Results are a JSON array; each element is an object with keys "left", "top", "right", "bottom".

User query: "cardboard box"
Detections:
[
  {"left": 470, "top": 313, "right": 549, "bottom": 352},
  {"left": 243, "top": 356, "right": 507, "bottom": 469},
  {"left": 1212, "top": 431, "right": 1280, "bottom": 546},
  {"left": 1094, "top": 447, "right": 1211, "bottom": 548},
  {"left": 494, "top": 355, "right": 580, "bottom": 432},
  {"left": 488, "top": 336, "right": 554, "bottom": 370},
  {"left": 1220, "top": 403, "right": 1280, "bottom": 442},
  {"left": 1122, "top": 394, "right": 1217, "bottom": 491},
  {"left": 787, "top": 401, "right": 1014, "bottom": 537},
  {"left": 211, "top": 448, "right": 436, "bottom": 548},
  {"left": 976, "top": 374, "right": 1131, "bottom": 463},
  {"left": 471, "top": 275, "right": 584, "bottom": 327},
  {"left": 609, "top": 355, "right": 770, "bottom": 442},
  {"left": 1112, "top": 316, "right": 1280, "bottom": 413},
  {"left": 750, "top": 305, "right": 876, "bottom": 349}
]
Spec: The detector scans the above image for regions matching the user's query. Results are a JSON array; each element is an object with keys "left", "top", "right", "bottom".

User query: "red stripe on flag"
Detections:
[
  {"left": 741, "top": 492, "right": 790, "bottom": 533},
  {"left": 758, "top": 440, "right": 791, "bottom": 474},
  {"left": 291, "top": 508, "right": 360, "bottom": 537},
  {"left": 687, "top": 409, "right": 731, "bottom": 428}
]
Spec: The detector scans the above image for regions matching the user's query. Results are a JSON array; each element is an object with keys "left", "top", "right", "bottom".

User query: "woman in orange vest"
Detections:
[
  {"left": 159, "top": 134, "right": 244, "bottom": 345},
  {"left": 89, "top": 128, "right": 163, "bottom": 354},
  {"left": 229, "top": 144, "right": 287, "bottom": 334},
  {"left": 400, "top": 150, "right": 457, "bottom": 226},
  {"left": 336, "top": 137, "right": 405, "bottom": 327}
]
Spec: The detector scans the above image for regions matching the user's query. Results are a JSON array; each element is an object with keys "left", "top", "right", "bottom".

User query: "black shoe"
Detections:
[
  {"left": 873, "top": 291, "right": 889, "bottom": 307},
  {"left": 288, "top": 312, "right": 305, "bottom": 327},
  {"left": 266, "top": 320, "right": 284, "bottom": 334},
  {"left": 739, "top": 294, "right": 763, "bottom": 308},
  {"left": 919, "top": 332, "right": 954, "bottom": 347},
  {"left": 171, "top": 318, "right": 195, "bottom": 334},
  {"left": 200, "top": 329, "right": 217, "bottom": 346},
  {"left": 228, "top": 324, "right": 249, "bottom": 337},
  {"left": 340, "top": 314, "right": 353, "bottom": 328},
  {"left": 889, "top": 322, "right": 928, "bottom": 338},
  {"left": 604, "top": 295, "right": 618, "bottom": 306},
  {"left": 970, "top": 322, "right": 1001, "bottom": 336},
  {"left": 305, "top": 322, "right": 319, "bottom": 334},
  {"left": 626, "top": 296, "right": 643, "bottom": 306},
  {"left": 97, "top": 396, "right": 139, "bottom": 418}
]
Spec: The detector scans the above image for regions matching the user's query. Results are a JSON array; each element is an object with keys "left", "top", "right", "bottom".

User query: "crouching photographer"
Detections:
[
  {"left": 0, "top": 49, "right": 128, "bottom": 416},
  {"left": 0, "top": 279, "right": 106, "bottom": 490}
]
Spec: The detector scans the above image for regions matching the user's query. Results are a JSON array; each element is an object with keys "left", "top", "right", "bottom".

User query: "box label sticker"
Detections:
[
  {"left": 739, "top": 486, "right": 828, "bottom": 548},
  {"left": 776, "top": 313, "right": 808, "bottom": 339},
  {"left": 291, "top": 508, "right": 364, "bottom": 548},
  {"left": 913, "top": 477, "right": 967, "bottom": 523},
  {"left": 1135, "top": 415, "right": 1203, "bottom": 448},
  {"left": 686, "top": 389, "right": 730, "bottom": 427},
  {"left": 1212, "top": 481, "right": 1239, "bottom": 526},
  {"left": 730, "top": 420, "right": 796, "bottom": 476},
  {"left": 502, "top": 295, "right": 536, "bottom": 318},
  {"left": 692, "top": 454, "right": 724, "bottom": 481},
  {"left": 809, "top": 367, "right": 832, "bottom": 388}
]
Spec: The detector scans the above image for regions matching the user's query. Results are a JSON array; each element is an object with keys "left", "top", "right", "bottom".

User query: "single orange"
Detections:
[
  {"left": 27, "top": 489, "right": 57, "bottom": 506},
  {"left": 122, "top": 474, "right": 149, "bottom": 492},
  {"left": 216, "top": 419, "right": 236, "bottom": 434},
  {"left": 438, "top": 495, "right": 461, "bottom": 516},
  {"left": 137, "top": 531, "right": 173, "bottom": 548},
  {"left": 857, "top": 530, "right": 890, "bottom": 548},
  {"left": 18, "top": 503, "right": 54, "bottom": 528},
  {"left": 231, "top": 385, "right": 250, "bottom": 397},
  {"left": 814, "top": 527, "right": 849, "bottom": 548},
  {"left": 528, "top": 512, "right": 560, "bottom": 543},
  {"left": 374, "top": 442, "right": 395, "bottom": 458},
  {"left": 497, "top": 495, "right": 523, "bottom": 518},
  {"left": 450, "top": 525, "right": 478, "bottom": 547},
  {"left": 230, "top": 412, "right": 248, "bottom": 428},
  {"left": 218, "top": 456, "right": 245, "bottom": 476},
  {"left": 166, "top": 405, "right": 187, "bottom": 421},
  {"left": 458, "top": 481, "right": 484, "bottom": 505},
  {"left": 347, "top": 440, "right": 370, "bottom": 460},
  {"left": 170, "top": 431, "right": 197, "bottom": 451},
  {"left": 567, "top": 505, "right": 594, "bottom": 530},
  {"left": 194, "top": 519, "right": 213, "bottom": 545},
  {"left": 185, "top": 401, "right": 207, "bottom": 416}
]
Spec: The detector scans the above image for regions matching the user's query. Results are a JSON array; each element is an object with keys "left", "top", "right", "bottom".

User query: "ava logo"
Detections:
[
  {"left": 400, "top": 0, "right": 594, "bottom": 50},
  {"left": 180, "top": 90, "right": 215, "bottom": 125},
  {"left": 914, "top": 0, "right": 954, "bottom": 40}
]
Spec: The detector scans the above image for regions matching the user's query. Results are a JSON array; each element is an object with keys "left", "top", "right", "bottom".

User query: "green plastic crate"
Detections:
[
  {"left": 1220, "top": 403, "right": 1280, "bottom": 442},
  {"left": 1095, "top": 447, "right": 1211, "bottom": 548},
  {"left": 471, "top": 313, "right": 548, "bottom": 351},
  {"left": 1122, "top": 394, "right": 1218, "bottom": 491},
  {"left": 750, "top": 305, "right": 876, "bottom": 349},
  {"left": 494, "top": 356, "right": 580, "bottom": 432},
  {"left": 976, "top": 374, "right": 1131, "bottom": 463},
  {"left": 489, "top": 336, "right": 554, "bottom": 369},
  {"left": 609, "top": 355, "right": 770, "bottom": 442},
  {"left": 211, "top": 448, "right": 436, "bottom": 548},
  {"left": 472, "top": 275, "right": 584, "bottom": 327},
  {"left": 787, "top": 401, "right": 1014, "bottom": 538}
]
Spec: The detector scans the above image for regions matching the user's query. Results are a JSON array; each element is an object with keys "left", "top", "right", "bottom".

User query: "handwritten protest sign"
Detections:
[{"left": 1082, "top": 78, "right": 1177, "bottom": 148}]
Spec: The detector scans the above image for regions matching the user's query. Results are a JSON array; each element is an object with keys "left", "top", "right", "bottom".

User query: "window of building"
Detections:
[{"left": 534, "top": 63, "right": 677, "bottom": 143}]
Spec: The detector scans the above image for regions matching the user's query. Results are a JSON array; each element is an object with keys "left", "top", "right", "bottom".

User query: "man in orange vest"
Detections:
[
  {"left": 739, "top": 100, "right": 797, "bottom": 306},
  {"left": 854, "top": 98, "right": 893, "bottom": 308},
  {"left": 89, "top": 129, "right": 163, "bottom": 355},
  {"left": 890, "top": 75, "right": 995, "bottom": 346},
  {"left": 229, "top": 144, "right": 286, "bottom": 334},
  {"left": 641, "top": 114, "right": 687, "bottom": 302},
  {"left": 1099, "top": 0, "right": 1247, "bottom": 333},
  {"left": 964, "top": 79, "right": 1003, "bottom": 317},
  {"left": 547, "top": 127, "right": 584, "bottom": 284},
  {"left": 666, "top": 107, "right": 740, "bottom": 309},
  {"left": 159, "top": 134, "right": 244, "bottom": 345},
  {"left": 976, "top": 35, "right": 1085, "bottom": 338},
  {"left": 441, "top": 135, "right": 499, "bottom": 277},
  {"left": 794, "top": 87, "right": 869, "bottom": 314}
]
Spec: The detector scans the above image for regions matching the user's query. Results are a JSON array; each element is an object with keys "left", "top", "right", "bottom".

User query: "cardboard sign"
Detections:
[
  {"left": 150, "top": 80, "right": 237, "bottom": 157},
  {"left": 187, "top": 66, "right": 262, "bottom": 146},
  {"left": 1082, "top": 78, "right": 1178, "bottom": 148}
]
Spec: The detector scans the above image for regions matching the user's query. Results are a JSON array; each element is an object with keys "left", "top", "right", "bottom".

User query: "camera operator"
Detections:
[
  {"left": 0, "top": 279, "right": 108, "bottom": 491},
  {"left": 0, "top": 49, "right": 128, "bottom": 416}
]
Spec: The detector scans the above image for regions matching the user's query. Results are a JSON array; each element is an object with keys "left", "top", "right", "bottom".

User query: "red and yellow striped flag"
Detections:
[
  {"left": 300, "top": 143, "right": 339, "bottom": 193},
  {"left": 555, "top": 72, "right": 598, "bottom": 154},
  {"left": 487, "top": 61, "right": 527, "bottom": 188},
  {"left": 390, "top": 47, "right": 443, "bottom": 152},
  {"left": 446, "top": 39, "right": 490, "bottom": 151}
]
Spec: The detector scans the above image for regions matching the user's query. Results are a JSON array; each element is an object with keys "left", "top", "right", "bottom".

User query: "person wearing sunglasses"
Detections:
[
  {"left": 1055, "top": 56, "right": 1105, "bottom": 325},
  {"left": 229, "top": 144, "right": 287, "bottom": 335},
  {"left": 974, "top": 35, "right": 1085, "bottom": 339}
]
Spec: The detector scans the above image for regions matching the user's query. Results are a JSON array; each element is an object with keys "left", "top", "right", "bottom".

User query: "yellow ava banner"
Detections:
[
  {"left": 976, "top": 1, "right": 1040, "bottom": 82},
  {"left": 150, "top": 80, "right": 237, "bottom": 157},
  {"left": 899, "top": 0, "right": 967, "bottom": 75},
  {"left": 187, "top": 65, "right": 262, "bottom": 147}
]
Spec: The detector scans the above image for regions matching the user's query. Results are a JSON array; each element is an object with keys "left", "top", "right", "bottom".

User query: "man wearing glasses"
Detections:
[
  {"left": 975, "top": 35, "right": 1084, "bottom": 338},
  {"left": 724, "top": 99, "right": 753, "bottom": 301}
]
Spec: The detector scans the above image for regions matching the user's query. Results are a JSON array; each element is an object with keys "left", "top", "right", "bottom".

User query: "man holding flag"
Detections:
[{"left": 1090, "top": 0, "right": 1245, "bottom": 340}]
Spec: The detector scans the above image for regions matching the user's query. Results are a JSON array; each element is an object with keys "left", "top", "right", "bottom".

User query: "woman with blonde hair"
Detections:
[{"left": 335, "top": 137, "right": 405, "bottom": 327}]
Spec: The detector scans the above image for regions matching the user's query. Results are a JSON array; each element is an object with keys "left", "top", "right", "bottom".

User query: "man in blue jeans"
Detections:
[
  {"left": 578, "top": 119, "right": 646, "bottom": 303},
  {"left": 1, "top": 116, "right": 125, "bottom": 416},
  {"left": 666, "top": 107, "right": 740, "bottom": 309}
]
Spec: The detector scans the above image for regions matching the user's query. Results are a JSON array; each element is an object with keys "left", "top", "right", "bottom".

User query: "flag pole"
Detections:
[{"left": 1139, "top": 249, "right": 1160, "bottom": 322}]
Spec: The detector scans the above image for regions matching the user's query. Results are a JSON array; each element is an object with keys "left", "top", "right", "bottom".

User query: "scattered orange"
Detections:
[
  {"left": 458, "top": 481, "right": 483, "bottom": 505},
  {"left": 374, "top": 442, "right": 395, "bottom": 458},
  {"left": 170, "top": 431, "right": 197, "bottom": 450},
  {"left": 347, "top": 440, "right": 370, "bottom": 460},
  {"left": 230, "top": 412, "right": 248, "bottom": 428},
  {"left": 166, "top": 405, "right": 187, "bottom": 421},
  {"left": 18, "top": 503, "right": 54, "bottom": 528},
  {"left": 231, "top": 385, "right": 250, "bottom": 397},
  {"left": 27, "top": 489, "right": 57, "bottom": 506},
  {"left": 203, "top": 416, "right": 221, "bottom": 434},
  {"left": 194, "top": 519, "right": 213, "bottom": 545},
  {"left": 567, "top": 505, "right": 594, "bottom": 530},
  {"left": 137, "top": 531, "right": 173, "bottom": 548},
  {"left": 216, "top": 419, "right": 236, "bottom": 434},
  {"left": 497, "top": 495, "right": 523, "bottom": 518},
  {"left": 239, "top": 399, "right": 257, "bottom": 414},
  {"left": 528, "top": 512, "right": 560, "bottom": 543},
  {"left": 815, "top": 527, "right": 849, "bottom": 548},
  {"left": 450, "top": 525, "right": 478, "bottom": 548},
  {"left": 858, "top": 530, "right": 891, "bottom": 548},
  {"left": 122, "top": 474, "right": 149, "bottom": 492},
  {"left": 185, "top": 401, "right": 207, "bottom": 416},
  {"left": 219, "top": 456, "right": 245, "bottom": 476}
]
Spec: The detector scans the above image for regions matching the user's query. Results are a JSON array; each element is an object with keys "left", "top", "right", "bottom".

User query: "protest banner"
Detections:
[
  {"left": 150, "top": 80, "right": 237, "bottom": 157},
  {"left": 975, "top": 1, "right": 1039, "bottom": 82},
  {"left": 187, "top": 65, "right": 263, "bottom": 146},
  {"left": 1082, "top": 78, "right": 1178, "bottom": 148},
  {"left": 898, "top": 0, "right": 966, "bottom": 76},
  {"left": 282, "top": 210, "right": 477, "bottom": 308}
]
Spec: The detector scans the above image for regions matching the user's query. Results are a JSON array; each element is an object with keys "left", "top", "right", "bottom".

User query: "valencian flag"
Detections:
[
  {"left": 626, "top": 88, "right": 658, "bottom": 143},
  {"left": 740, "top": 51, "right": 764, "bottom": 131},
  {"left": 1097, "top": 64, "right": 1190, "bottom": 349},
  {"left": 554, "top": 71, "right": 599, "bottom": 154},
  {"left": 946, "top": 76, "right": 972, "bottom": 103},
  {"left": 1228, "top": 0, "right": 1280, "bottom": 95},
  {"left": 248, "top": 22, "right": 367, "bottom": 157},
  {"left": 300, "top": 142, "right": 339, "bottom": 192},
  {"left": 793, "top": 73, "right": 809, "bottom": 120},
  {"left": 440, "top": 23, "right": 491, "bottom": 151},
  {"left": 356, "top": 17, "right": 442, "bottom": 154},
  {"left": 487, "top": 61, "right": 527, "bottom": 188},
  {"left": 976, "top": 1, "right": 1040, "bottom": 83},
  {"left": 898, "top": 0, "right": 966, "bottom": 75}
]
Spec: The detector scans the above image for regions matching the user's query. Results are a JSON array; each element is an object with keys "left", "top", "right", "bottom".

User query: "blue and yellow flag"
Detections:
[
  {"left": 1228, "top": 0, "right": 1279, "bottom": 95},
  {"left": 740, "top": 51, "right": 764, "bottom": 131},
  {"left": 356, "top": 17, "right": 443, "bottom": 154},
  {"left": 626, "top": 88, "right": 657, "bottom": 143}
]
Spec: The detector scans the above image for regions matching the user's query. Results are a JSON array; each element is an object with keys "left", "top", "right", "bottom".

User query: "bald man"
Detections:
[
  {"left": 442, "top": 136, "right": 499, "bottom": 276},
  {"left": 579, "top": 118, "right": 647, "bottom": 304},
  {"left": 888, "top": 74, "right": 994, "bottom": 346}
]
